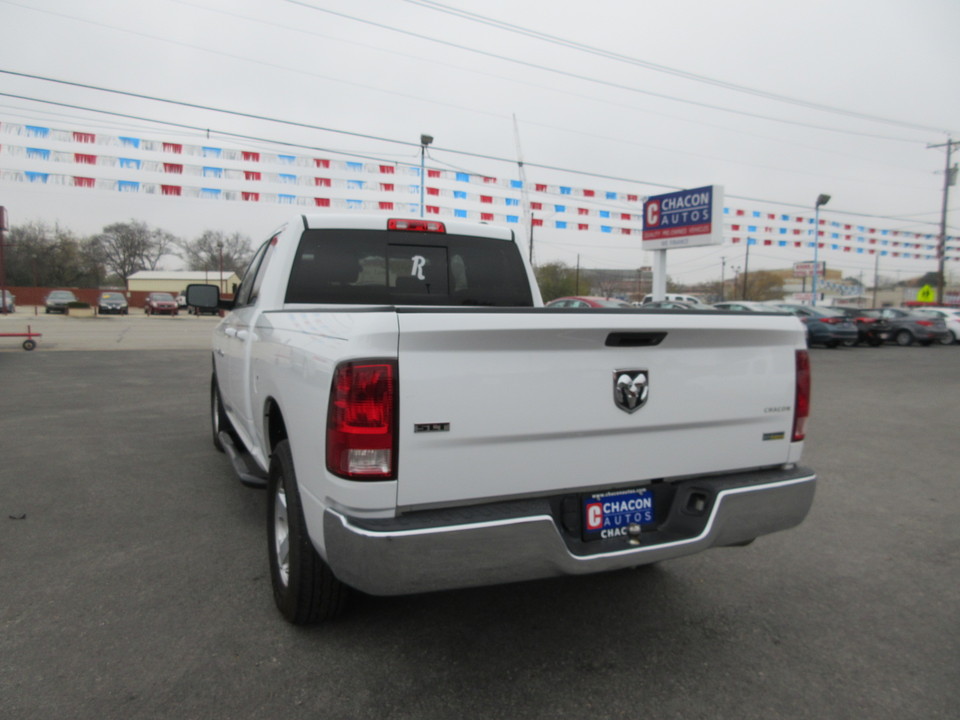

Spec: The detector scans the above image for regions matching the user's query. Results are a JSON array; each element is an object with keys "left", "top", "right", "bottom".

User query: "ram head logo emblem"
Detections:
[{"left": 614, "top": 370, "right": 649, "bottom": 414}]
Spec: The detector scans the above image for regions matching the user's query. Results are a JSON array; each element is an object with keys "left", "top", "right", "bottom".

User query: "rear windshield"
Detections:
[{"left": 284, "top": 229, "right": 534, "bottom": 306}]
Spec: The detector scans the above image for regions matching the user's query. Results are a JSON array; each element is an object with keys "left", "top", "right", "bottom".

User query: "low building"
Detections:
[{"left": 127, "top": 270, "right": 240, "bottom": 297}]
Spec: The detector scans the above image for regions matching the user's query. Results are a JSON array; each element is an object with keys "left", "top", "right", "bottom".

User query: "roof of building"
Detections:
[{"left": 127, "top": 271, "right": 236, "bottom": 281}]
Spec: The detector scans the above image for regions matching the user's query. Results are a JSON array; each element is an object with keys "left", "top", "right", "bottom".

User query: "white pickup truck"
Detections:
[{"left": 188, "top": 214, "right": 816, "bottom": 624}]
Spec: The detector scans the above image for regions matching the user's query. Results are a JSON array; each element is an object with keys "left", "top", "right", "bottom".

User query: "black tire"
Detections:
[
  {"left": 22, "top": 339, "right": 36, "bottom": 351},
  {"left": 211, "top": 374, "right": 232, "bottom": 453},
  {"left": 868, "top": 337, "right": 884, "bottom": 347},
  {"left": 267, "top": 439, "right": 348, "bottom": 624},
  {"left": 895, "top": 330, "right": 913, "bottom": 346},
  {"left": 841, "top": 339, "right": 857, "bottom": 347},
  {"left": 938, "top": 332, "right": 954, "bottom": 346},
  {"left": 826, "top": 340, "right": 839, "bottom": 348}
]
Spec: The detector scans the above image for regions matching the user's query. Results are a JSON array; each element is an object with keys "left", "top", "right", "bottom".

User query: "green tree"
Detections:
[
  {"left": 741, "top": 270, "right": 784, "bottom": 301},
  {"left": 3, "top": 222, "right": 104, "bottom": 287},
  {"left": 534, "top": 261, "right": 578, "bottom": 302}
]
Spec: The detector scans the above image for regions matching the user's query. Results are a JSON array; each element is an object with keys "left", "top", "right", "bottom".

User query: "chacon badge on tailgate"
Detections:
[{"left": 614, "top": 370, "right": 649, "bottom": 414}]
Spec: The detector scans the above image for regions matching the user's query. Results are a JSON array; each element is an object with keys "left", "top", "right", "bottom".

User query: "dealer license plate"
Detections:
[{"left": 582, "top": 487, "right": 654, "bottom": 541}]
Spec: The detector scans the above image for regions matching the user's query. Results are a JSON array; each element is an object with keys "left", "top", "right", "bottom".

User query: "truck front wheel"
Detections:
[{"left": 267, "top": 440, "right": 348, "bottom": 624}]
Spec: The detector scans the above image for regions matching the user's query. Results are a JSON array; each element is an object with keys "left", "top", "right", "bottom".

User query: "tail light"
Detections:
[
  {"left": 793, "top": 350, "right": 811, "bottom": 442},
  {"left": 327, "top": 360, "right": 397, "bottom": 479},
  {"left": 819, "top": 317, "right": 843, "bottom": 324},
  {"left": 915, "top": 320, "right": 934, "bottom": 327},
  {"left": 388, "top": 218, "right": 446, "bottom": 233}
]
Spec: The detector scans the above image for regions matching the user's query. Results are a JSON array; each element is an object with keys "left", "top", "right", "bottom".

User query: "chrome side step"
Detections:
[{"left": 219, "top": 431, "right": 268, "bottom": 489}]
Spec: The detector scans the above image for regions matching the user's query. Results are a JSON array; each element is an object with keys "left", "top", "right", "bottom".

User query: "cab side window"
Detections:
[{"left": 234, "top": 236, "right": 276, "bottom": 308}]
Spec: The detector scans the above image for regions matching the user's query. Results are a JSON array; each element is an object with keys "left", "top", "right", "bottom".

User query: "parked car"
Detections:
[
  {"left": 45, "top": 290, "right": 78, "bottom": 314},
  {"left": 639, "top": 293, "right": 705, "bottom": 306},
  {"left": 176, "top": 291, "right": 189, "bottom": 310},
  {"left": 912, "top": 307, "right": 960, "bottom": 345},
  {"left": 97, "top": 292, "right": 129, "bottom": 315},
  {"left": 768, "top": 303, "right": 859, "bottom": 348},
  {"left": 144, "top": 292, "right": 179, "bottom": 316},
  {"left": 640, "top": 300, "right": 714, "bottom": 310},
  {"left": 545, "top": 296, "right": 632, "bottom": 308},
  {"left": 827, "top": 307, "right": 885, "bottom": 347},
  {"left": 712, "top": 301, "right": 783, "bottom": 312},
  {"left": 858, "top": 308, "right": 950, "bottom": 346},
  {"left": 1, "top": 289, "right": 14, "bottom": 312}
]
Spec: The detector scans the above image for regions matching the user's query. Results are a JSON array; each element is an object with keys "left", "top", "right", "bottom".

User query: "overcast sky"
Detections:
[{"left": 1, "top": 0, "right": 958, "bottom": 284}]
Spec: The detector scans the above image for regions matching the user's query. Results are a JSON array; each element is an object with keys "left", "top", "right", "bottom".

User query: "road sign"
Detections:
[
  {"left": 794, "top": 261, "right": 826, "bottom": 278},
  {"left": 642, "top": 185, "right": 723, "bottom": 250},
  {"left": 917, "top": 284, "right": 936, "bottom": 303}
]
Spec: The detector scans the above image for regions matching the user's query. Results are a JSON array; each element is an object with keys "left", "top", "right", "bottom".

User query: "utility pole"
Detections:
[
  {"left": 529, "top": 214, "right": 535, "bottom": 266},
  {"left": 742, "top": 241, "right": 751, "bottom": 300},
  {"left": 928, "top": 138, "right": 958, "bottom": 305}
]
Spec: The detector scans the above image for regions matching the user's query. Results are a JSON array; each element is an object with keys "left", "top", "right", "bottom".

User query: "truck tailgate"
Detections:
[{"left": 395, "top": 310, "right": 806, "bottom": 508}]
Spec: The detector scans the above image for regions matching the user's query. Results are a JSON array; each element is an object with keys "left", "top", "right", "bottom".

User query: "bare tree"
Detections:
[
  {"left": 93, "top": 220, "right": 178, "bottom": 282},
  {"left": 178, "top": 230, "right": 253, "bottom": 275}
]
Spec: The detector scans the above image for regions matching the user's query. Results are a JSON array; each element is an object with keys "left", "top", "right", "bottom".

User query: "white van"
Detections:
[{"left": 640, "top": 294, "right": 705, "bottom": 306}]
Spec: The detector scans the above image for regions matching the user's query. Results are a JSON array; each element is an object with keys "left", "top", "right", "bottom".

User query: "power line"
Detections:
[
  {"left": 403, "top": 0, "right": 953, "bottom": 135},
  {"left": 278, "top": 0, "right": 936, "bottom": 144},
  {"left": 0, "top": 0, "right": 935, "bottom": 151}
]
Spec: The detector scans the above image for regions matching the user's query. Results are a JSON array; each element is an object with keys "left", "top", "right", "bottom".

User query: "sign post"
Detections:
[
  {"left": 0, "top": 207, "right": 8, "bottom": 316},
  {"left": 642, "top": 185, "right": 724, "bottom": 301}
]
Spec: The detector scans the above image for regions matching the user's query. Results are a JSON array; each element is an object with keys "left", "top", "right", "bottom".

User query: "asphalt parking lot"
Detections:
[{"left": 1, "top": 326, "right": 958, "bottom": 719}]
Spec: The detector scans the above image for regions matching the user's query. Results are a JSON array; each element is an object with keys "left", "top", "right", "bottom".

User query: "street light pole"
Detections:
[
  {"left": 419, "top": 134, "right": 433, "bottom": 218},
  {"left": 720, "top": 256, "right": 726, "bottom": 302},
  {"left": 0, "top": 207, "right": 9, "bottom": 316},
  {"left": 811, "top": 194, "right": 830, "bottom": 306},
  {"left": 217, "top": 240, "right": 224, "bottom": 294}
]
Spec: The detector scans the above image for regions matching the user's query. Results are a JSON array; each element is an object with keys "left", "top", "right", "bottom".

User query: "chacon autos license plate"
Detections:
[{"left": 582, "top": 487, "right": 654, "bottom": 541}]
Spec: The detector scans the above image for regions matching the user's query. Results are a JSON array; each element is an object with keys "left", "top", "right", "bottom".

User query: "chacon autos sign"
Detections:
[{"left": 642, "top": 185, "right": 724, "bottom": 250}]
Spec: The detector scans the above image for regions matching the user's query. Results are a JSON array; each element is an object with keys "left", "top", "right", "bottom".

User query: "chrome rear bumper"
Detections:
[{"left": 323, "top": 467, "right": 816, "bottom": 596}]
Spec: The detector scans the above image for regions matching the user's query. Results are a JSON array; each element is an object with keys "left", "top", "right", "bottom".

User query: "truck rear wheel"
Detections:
[
  {"left": 267, "top": 440, "right": 347, "bottom": 624},
  {"left": 211, "top": 374, "right": 232, "bottom": 452}
]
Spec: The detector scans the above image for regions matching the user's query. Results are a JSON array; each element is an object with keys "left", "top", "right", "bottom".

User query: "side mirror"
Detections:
[{"left": 186, "top": 284, "right": 220, "bottom": 310}]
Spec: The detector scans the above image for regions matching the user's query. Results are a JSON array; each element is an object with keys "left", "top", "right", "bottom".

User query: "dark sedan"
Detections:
[
  {"left": 44, "top": 290, "right": 78, "bottom": 314},
  {"left": 858, "top": 308, "right": 950, "bottom": 346},
  {"left": 98, "top": 292, "right": 129, "bottom": 315},
  {"left": 768, "top": 303, "right": 859, "bottom": 348},
  {"left": 829, "top": 307, "right": 885, "bottom": 347}
]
